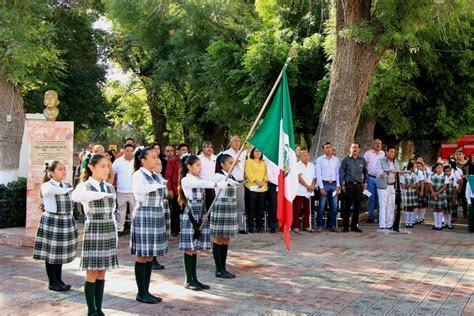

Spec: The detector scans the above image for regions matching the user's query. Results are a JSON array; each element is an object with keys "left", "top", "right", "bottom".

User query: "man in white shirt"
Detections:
[
  {"left": 223, "top": 135, "right": 247, "bottom": 234},
  {"left": 112, "top": 143, "right": 136, "bottom": 235},
  {"left": 363, "top": 139, "right": 385, "bottom": 223},
  {"left": 315, "top": 142, "right": 341, "bottom": 232},
  {"left": 293, "top": 150, "right": 316, "bottom": 233},
  {"left": 198, "top": 141, "right": 217, "bottom": 211}
]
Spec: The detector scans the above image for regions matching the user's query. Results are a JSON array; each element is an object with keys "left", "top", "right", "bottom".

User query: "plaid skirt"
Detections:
[
  {"left": 446, "top": 190, "right": 457, "bottom": 214},
  {"left": 428, "top": 192, "right": 447, "bottom": 210},
  {"left": 403, "top": 188, "right": 418, "bottom": 207},
  {"left": 179, "top": 211, "right": 211, "bottom": 252},
  {"left": 33, "top": 212, "right": 77, "bottom": 264},
  {"left": 210, "top": 196, "right": 238, "bottom": 238},
  {"left": 81, "top": 214, "right": 118, "bottom": 271},
  {"left": 130, "top": 205, "right": 168, "bottom": 257}
]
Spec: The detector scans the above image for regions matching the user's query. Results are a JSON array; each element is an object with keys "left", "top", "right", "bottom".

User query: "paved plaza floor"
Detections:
[{"left": 1, "top": 220, "right": 473, "bottom": 315}]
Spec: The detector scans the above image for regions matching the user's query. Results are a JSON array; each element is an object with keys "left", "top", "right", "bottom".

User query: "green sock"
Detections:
[
  {"left": 134, "top": 262, "right": 146, "bottom": 296},
  {"left": 45, "top": 262, "right": 57, "bottom": 286},
  {"left": 95, "top": 279, "right": 105, "bottom": 313},
  {"left": 221, "top": 244, "right": 229, "bottom": 272},
  {"left": 145, "top": 261, "right": 152, "bottom": 294},
  {"left": 84, "top": 281, "right": 96, "bottom": 315},
  {"left": 213, "top": 243, "right": 223, "bottom": 273},
  {"left": 183, "top": 253, "right": 193, "bottom": 283}
]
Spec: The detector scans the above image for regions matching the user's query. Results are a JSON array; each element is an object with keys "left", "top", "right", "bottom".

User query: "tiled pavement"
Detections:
[{"left": 1, "top": 220, "right": 473, "bottom": 315}]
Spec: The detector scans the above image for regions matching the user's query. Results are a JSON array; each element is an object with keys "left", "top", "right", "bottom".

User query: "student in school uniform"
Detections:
[
  {"left": 72, "top": 153, "right": 118, "bottom": 316},
  {"left": 427, "top": 163, "right": 449, "bottom": 231},
  {"left": 33, "top": 160, "right": 77, "bottom": 292},
  {"left": 178, "top": 154, "right": 230, "bottom": 291},
  {"left": 444, "top": 165, "right": 458, "bottom": 230},
  {"left": 292, "top": 150, "right": 317, "bottom": 233},
  {"left": 400, "top": 161, "right": 419, "bottom": 228},
  {"left": 414, "top": 161, "right": 426, "bottom": 224},
  {"left": 130, "top": 147, "right": 169, "bottom": 304},
  {"left": 210, "top": 153, "right": 240, "bottom": 278}
]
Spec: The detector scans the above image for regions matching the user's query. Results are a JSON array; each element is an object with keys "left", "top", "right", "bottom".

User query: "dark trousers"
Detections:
[
  {"left": 293, "top": 196, "right": 311, "bottom": 229},
  {"left": 343, "top": 183, "right": 363, "bottom": 230},
  {"left": 170, "top": 197, "right": 181, "bottom": 234},
  {"left": 469, "top": 198, "right": 474, "bottom": 232},
  {"left": 247, "top": 190, "right": 266, "bottom": 230},
  {"left": 266, "top": 183, "right": 277, "bottom": 230}
]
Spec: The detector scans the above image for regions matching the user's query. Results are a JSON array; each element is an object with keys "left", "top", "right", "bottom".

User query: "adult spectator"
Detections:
[
  {"left": 165, "top": 143, "right": 189, "bottom": 236},
  {"left": 264, "top": 155, "right": 279, "bottom": 233},
  {"left": 152, "top": 143, "right": 167, "bottom": 175},
  {"left": 375, "top": 145, "right": 400, "bottom": 230},
  {"left": 116, "top": 138, "right": 135, "bottom": 159},
  {"left": 112, "top": 143, "right": 136, "bottom": 235},
  {"left": 340, "top": 142, "right": 368, "bottom": 233},
  {"left": 456, "top": 148, "right": 469, "bottom": 218},
  {"left": 224, "top": 136, "right": 248, "bottom": 234},
  {"left": 363, "top": 139, "right": 385, "bottom": 223},
  {"left": 293, "top": 150, "right": 316, "bottom": 233},
  {"left": 198, "top": 141, "right": 217, "bottom": 210},
  {"left": 164, "top": 145, "right": 176, "bottom": 160},
  {"left": 315, "top": 142, "right": 341, "bottom": 233},
  {"left": 244, "top": 147, "right": 268, "bottom": 233}
]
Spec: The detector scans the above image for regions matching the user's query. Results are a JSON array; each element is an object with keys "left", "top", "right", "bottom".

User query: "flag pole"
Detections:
[{"left": 199, "top": 48, "right": 296, "bottom": 230}]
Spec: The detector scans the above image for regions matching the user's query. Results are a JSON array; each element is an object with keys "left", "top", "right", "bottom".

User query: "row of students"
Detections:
[{"left": 33, "top": 149, "right": 240, "bottom": 314}]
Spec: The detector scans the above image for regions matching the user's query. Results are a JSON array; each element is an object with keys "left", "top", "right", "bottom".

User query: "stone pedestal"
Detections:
[{"left": 25, "top": 121, "right": 74, "bottom": 234}]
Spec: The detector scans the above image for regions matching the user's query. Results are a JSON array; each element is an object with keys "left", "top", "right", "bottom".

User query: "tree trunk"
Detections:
[
  {"left": 203, "top": 123, "right": 228, "bottom": 153},
  {"left": 147, "top": 91, "right": 169, "bottom": 145},
  {"left": 355, "top": 114, "right": 378, "bottom": 153},
  {"left": 310, "top": 0, "right": 386, "bottom": 160},
  {"left": 398, "top": 140, "right": 414, "bottom": 162},
  {"left": 0, "top": 76, "right": 25, "bottom": 184}
]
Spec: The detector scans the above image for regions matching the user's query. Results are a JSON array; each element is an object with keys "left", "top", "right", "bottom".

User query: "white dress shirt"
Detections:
[
  {"left": 112, "top": 156, "right": 134, "bottom": 193},
  {"left": 212, "top": 171, "right": 241, "bottom": 198},
  {"left": 315, "top": 154, "right": 340, "bottom": 189},
  {"left": 466, "top": 182, "right": 472, "bottom": 204},
  {"left": 71, "top": 178, "right": 115, "bottom": 214},
  {"left": 363, "top": 150, "right": 386, "bottom": 177},
  {"left": 426, "top": 172, "right": 449, "bottom": 185},
  {"left": 181, "top": 174, "right": 219, "bottom": 199},
  {"left": 41, "top": 180, "right": 73, "bottom": 213},
  {"left": 297, "top": 161, "right": 316, "bottom": 197},
  {"left": 223, "top": 148, "right": 247, "bottom": 181},
  {"left": 132, "top": 167, "right": 166, "bottom": 203},
  {"left": 263, "top": 155, "right": 279, "bottom": 186},
  {"left": 198, "top": 153, "right": 217, "bottom": 181}
]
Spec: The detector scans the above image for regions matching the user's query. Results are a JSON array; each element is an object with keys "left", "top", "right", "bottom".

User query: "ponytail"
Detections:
[
  {"left": 177, "top": 154, "right": 200, "bottom": 207},
  {"left": 80, "top": 153, "right": 106, "bottom": 182},
  {"left": 133, "top": 146, "right": 154, "bottom": 172},
  {"left": 215, "top": 153, "right": 232, "bottom": 174}
]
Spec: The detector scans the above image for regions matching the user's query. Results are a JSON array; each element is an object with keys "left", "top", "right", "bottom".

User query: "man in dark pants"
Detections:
[
  {"left": 264, "top": 155, "right": 279, "bottom": 233},
  {"left": 339, "top": 142, "right": 368, "bottom": 233}
]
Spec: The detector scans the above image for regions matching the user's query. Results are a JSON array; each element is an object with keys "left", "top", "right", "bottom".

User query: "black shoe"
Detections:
[
  {"left": 432, "top": 226, "right": 437, "bottom": 230},
  {"left": 239, "top": 230, "right": 248, "bottom": 234},
  {"left": 151, "top": 261, "right": 165, "bottom": 270},
  {"left": 343, "top": 228, "right": 349, "bottom": 232},
  {"left": 329, "top": 228, "right": 340, "bottom": 233},
  {"left": 351, "top": 228, "right": 363, "bottom": 233},
  {"left": 223, "top": 270, "right": 236, "bottom": 278},
  {"left": 447, "top": 226, "right": 453, "bottom": 230},
  {"left": 270, "top": 228, "right": 276, "bottom": 233},
  {"left": 248, "top": 228, "right": 256, "bottom": 233},
  {"left": 216, "top": 271, "right": 234, "bottom": 279},
  {"left": 57, "top": 281, "right": 72, "bottom": 290},
  {"left": 195, "top": 280, "right": 210, "bottom": 290},
  {"left": 97, "top": 311, "right": 105, "bottom": 316},
  {"left": 367, "top": 219, "right": 375, "bottom": 223},
  {"left": 148, "top": 293, "right": 163, "bottom": 303},
  {"left": 49, "top": 283, "right": 69, "bottom": 292},
  {"left": 136, "top": 293, "right": 159, "bottom": 304},
  {"left": 184, "top": 281, "right": 202, "bottom": 291},
  {"left": 256, "top": 228, "right": 263, "bottom": 233}
]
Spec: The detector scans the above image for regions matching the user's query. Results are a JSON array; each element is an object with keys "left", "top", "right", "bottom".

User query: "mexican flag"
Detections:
[{"left": 250, "top": 68, "right": 298, "bottom": 251}]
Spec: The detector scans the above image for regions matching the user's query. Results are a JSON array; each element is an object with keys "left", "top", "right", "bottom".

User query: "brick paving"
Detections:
[{"left": 0, "top": 219, "right": 473, "bottom": 316}]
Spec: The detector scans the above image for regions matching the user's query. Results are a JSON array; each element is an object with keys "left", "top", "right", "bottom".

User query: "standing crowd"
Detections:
[{"left": 32, "top": 136, "right": 474, "bottom": 315}]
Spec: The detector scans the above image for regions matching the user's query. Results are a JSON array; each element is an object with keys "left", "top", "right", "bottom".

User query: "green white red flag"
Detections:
[{"left": 250, "top": 68, "right": 298, "bottom": 251}]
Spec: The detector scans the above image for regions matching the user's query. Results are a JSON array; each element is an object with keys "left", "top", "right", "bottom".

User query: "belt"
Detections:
[
  {"left": 368, "top": 175, "right": 376, "bottom": 178},
  {"left": 387, "top": 182, "right": 395, "bottom": 185},
  {"left": 323, "top": 180, "right": 336, "bottom": 184},
  {"left": 346, "top": 181, "right": 363, "bottom": 185}
]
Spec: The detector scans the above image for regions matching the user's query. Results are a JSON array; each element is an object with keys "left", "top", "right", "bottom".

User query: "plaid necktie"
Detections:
[
  {"left": 99, "top": 182, "right": 106, "bottom": 192},
  {"left": 59, "top": 182, "right": 64, "bottom": 188},
  {"left": 152, "top": 173, "right": 161, "bottom": 183}
]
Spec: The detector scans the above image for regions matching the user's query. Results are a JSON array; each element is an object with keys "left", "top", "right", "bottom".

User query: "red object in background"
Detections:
[{"left": 440, "top": 135, "right": 474, "bottom": 159}]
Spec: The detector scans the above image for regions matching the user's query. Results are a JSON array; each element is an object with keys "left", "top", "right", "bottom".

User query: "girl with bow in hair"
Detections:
[
  {"left": 130, "top": 147, "right": 169, "bottom": 304},
  {"left": 33, "top": 160, "right": 77, "bottom": 292},
  {"left": 71, "top": 153, "right": 118, "bottom": 316}
]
